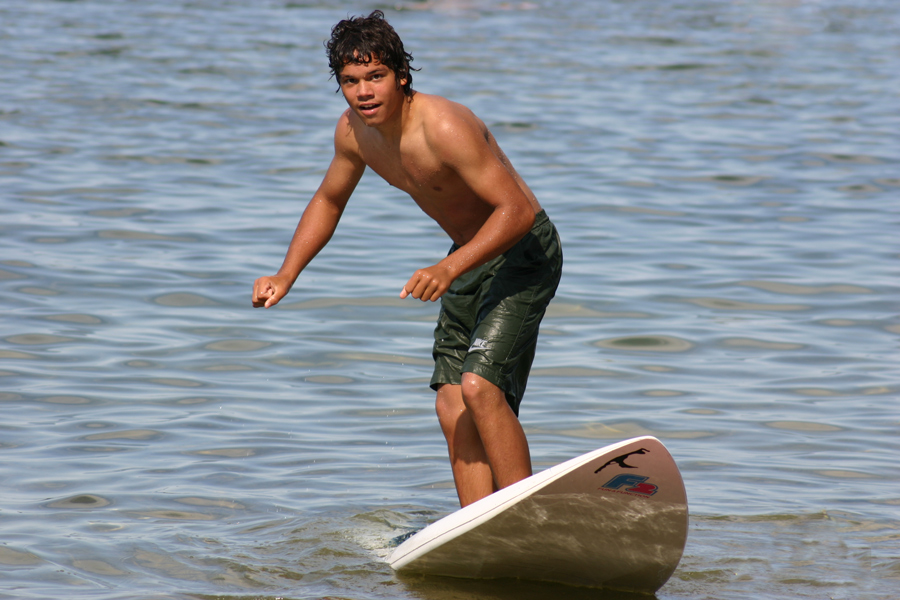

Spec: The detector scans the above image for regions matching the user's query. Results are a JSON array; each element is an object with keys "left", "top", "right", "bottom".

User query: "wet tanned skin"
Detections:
[{"left": 252, "top": 56, "right": 541, "bottom": 507}]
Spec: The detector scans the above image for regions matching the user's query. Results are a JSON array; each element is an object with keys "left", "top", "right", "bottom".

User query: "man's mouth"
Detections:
[{"left": 359, "top": 103, "right": 380, "bottom": 115}]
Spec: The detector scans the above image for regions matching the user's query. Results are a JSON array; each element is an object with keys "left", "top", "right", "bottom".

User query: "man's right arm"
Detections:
[{"left": 252, "top": 114, "right": 366, "bottom": 308}]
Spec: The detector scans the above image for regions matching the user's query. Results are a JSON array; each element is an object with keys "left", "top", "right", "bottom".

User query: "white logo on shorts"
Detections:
[{"left": 468, "top": 338, "right": 489, "bottom": 352}]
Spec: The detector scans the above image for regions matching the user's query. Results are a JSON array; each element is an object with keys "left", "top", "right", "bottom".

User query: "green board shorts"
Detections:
[{"left": 430, "top": 210, "right": 563, "bottom": 416}]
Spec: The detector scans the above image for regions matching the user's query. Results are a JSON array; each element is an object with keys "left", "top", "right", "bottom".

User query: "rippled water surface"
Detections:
[{"left": 2, "top": 1, "right": 898, "bottom": 598}]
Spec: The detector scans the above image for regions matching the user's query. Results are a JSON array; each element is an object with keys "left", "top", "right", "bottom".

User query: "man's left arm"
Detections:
[{"left": 401, "top": 110, "right": 536, "bottom": 302}]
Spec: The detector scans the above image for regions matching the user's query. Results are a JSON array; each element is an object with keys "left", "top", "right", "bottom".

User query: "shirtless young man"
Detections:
[{"left": 252, "top": 11, "right": 562, "bottom": 507}]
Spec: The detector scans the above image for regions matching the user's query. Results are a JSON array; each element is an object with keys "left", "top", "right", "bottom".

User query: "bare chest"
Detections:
[{"left": 359, "top": 139, "right": 451, "bottom": 195}]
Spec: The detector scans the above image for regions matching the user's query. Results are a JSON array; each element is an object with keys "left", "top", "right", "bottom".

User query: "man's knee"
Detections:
[
  {"left": 434, "top": 384, "right": 461, "bottom": 426},
  {"left": 460, "top": 373, "right": 507, "bottom": 413}
]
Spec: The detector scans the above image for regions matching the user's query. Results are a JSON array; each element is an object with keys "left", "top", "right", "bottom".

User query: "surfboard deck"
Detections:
[{"left": 389, "top": 436, "right": 688, "bottom": 594}]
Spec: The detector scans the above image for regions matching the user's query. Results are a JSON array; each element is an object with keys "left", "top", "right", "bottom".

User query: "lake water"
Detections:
[{"left": 1, "top": 0, "right": 898, "bottom": 598}]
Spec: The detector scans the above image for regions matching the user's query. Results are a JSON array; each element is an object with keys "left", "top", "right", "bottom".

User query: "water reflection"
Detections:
[
  {"left": 153, "top": 292, "right": 220, "bottom": 306},
  {"left": 45, "top": 494, "right": 112, "bottom": 509},
  {"left": 594, "top": 335, "right": 694, "bottom": 353}
]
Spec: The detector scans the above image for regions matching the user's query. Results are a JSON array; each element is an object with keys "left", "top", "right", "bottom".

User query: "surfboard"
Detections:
[{"left": 389, "top": 436, "right": 688, "bottom": 594}]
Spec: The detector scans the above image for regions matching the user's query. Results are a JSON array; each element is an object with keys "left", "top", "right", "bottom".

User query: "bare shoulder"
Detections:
[
  {"left": 333, "top": 109, "right": 364, "bottom": 158},
  {"left": 415, "top": 94, "right": 491, "bottom": 157}
]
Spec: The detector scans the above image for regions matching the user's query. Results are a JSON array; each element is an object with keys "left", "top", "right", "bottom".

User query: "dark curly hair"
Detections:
[{"left": 326, "top": 10, "right": 416, "bottom": 97}]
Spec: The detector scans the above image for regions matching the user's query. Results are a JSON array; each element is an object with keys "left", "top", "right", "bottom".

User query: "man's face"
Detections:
[{"left": 338, "top": 59, "right": 407, "bottom": 127}]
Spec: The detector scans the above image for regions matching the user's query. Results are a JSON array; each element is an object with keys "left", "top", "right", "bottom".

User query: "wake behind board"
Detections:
[{"left": 389, "top": 436, "right": 688, "bottom": 594}]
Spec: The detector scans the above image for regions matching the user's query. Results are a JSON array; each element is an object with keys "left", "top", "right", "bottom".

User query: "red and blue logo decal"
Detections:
[{"left": 601, "top": 473, "right": 659, "bottom": 496}]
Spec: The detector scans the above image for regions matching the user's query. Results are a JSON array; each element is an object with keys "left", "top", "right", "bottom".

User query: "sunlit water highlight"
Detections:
[{"left": 1, "top": 1, "right": 898, "bottom": 599}]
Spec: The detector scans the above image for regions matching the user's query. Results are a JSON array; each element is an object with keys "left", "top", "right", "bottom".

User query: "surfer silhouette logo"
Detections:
[{"left": 593, "top": 448, "right": 649, "bottom": 473}]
